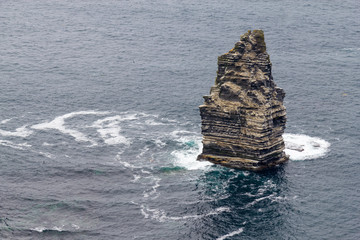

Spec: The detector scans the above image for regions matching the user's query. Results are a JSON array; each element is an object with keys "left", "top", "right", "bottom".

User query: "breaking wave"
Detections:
[{"left": 170, "top": 134, "right": 213, "bottom": 171}]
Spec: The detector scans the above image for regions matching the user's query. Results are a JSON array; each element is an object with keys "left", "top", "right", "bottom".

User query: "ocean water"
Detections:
[{"left": 0, "top": 0, "right": 359, "bottom": 239}]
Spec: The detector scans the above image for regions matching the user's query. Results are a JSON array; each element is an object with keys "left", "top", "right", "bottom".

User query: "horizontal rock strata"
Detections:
[{"left": 197, "top": 30, "right": 289, "bottom": 171}]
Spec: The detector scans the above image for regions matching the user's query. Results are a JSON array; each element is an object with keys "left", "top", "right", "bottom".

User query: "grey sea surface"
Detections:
[{"left": 0, "top": 0, "right": 359, "bottom": 239}]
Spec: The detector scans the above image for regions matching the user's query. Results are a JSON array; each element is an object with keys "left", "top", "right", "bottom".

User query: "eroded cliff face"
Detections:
[{"left": 197, "top": 30, "right": 288, "bottom": 171}]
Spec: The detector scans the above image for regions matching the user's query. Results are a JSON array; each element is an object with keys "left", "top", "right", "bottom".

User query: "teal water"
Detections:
[{"left": 0, "top": 0, "right": 359, "bottom": 239}]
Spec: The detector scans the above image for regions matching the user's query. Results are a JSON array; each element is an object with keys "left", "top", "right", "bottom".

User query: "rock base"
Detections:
[{"left": 197, "top": 153, "right": 289, "bottom": 171}]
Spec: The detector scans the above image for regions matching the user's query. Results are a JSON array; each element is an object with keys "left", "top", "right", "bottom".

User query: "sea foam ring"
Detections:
[{"left": 283, "top": 133, "right": 330, "bottom": 161}]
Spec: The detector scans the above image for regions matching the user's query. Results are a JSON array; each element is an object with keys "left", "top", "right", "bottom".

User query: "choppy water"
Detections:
[{"left": 1, "top": 0, "right": 359, "bottom": 239}]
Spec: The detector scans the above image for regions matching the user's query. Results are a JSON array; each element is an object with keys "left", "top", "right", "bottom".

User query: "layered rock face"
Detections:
[{"left": 197, "top": 30, "right": 288, "bottom": 171}]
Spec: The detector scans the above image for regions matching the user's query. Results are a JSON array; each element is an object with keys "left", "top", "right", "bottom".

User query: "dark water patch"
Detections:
[
  {"left": 158, "top": 166, "right": 187, "bottom": 174},
  {"left": 44, "top": 164, "right": 130, "bottom": 179},
  {"left": 184, "top": 166, "right": 295, "bottom": 239}
]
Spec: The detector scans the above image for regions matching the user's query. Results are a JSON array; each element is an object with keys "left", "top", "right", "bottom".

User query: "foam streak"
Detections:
[
  {"left": 92, "top": 115, "right": 135, "bottom": 145},
  {"left": 216, "top": 228, "right": 244, "bottom": 240},
  {"left": 32, "top": 111, "right": 109, "bottom": 145},
  {"left": 0, "top": 125, "right": 33, "bottom": 137}
]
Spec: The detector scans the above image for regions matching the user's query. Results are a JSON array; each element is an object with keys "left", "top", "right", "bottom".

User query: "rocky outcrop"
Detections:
[{"left": 197, "top": 30, "right": 288, "bottom": 171}]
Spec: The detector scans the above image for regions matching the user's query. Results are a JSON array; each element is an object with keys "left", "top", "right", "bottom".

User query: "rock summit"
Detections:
[{"left": 197, "top": 30, "right": 288, "bottom": 171}]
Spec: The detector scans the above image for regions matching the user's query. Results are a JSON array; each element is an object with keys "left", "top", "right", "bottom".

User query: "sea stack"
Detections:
[{"left": 197, "top": 30, "right": 288, "bottom": 171}]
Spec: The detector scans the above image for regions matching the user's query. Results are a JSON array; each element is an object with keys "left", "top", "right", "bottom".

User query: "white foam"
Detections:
[
  {"left": 71, "top": 224, "right": 80, "bottom": 230},
  {"left": 31, "top": 225, "right": 64, "bottom": 232},
  {"left": 166, "top": 207, "right": 231, "bottom": 220},
  {"left": 94, "top": 114, "right": 138, "bottom": 124},
  {"left": 205, "top": 207, "right": 231, "bottom": 216},
  {"left": 144, "top": 119, "right": 165, "bottom": 126},
  {"left": 143, "top": 177, "right": 161, "bottom": 199},
  {"left": 137, "top": 146, "right": 149, "bottom": 159},
  {"left": 245, "top": 193, "right": 277, "bottom": 208},
  {"left": 131, "top": 174, "right": 141, "bottom": 183},
  {"left": 92, "top": 115, "right": 134, "bottom": 145},
  {"left": 0, "top": 140, "right": 31, "bottom": 150},
  {"left": 141, "top": 169, "right": 151, "bottom": 175},
  {"left": 32, "top": 226, "right": 47, "bottom": 232},
  {"left": 0, "top": 125, "right": 33, "bottom": 137},
  {"left": 115, "top": 153, "right": 141, "bottom": 169},
  {"left": 38, "top": 151, "right": 54, "bottom": 159},
  {"left": 117, "top": 159, "right": 138, "bottom": 169},
  {"left": 97, "top": 127, "right": 129, "bottom": 145},
  {"left": 32, "top": 111, "right": 109, "bottom": 145},
  {"left": 154, "top": 139, "right": 166, "bottom": 147},
  {"left": 52, "top": 226, "right": 64, "bottom": 231},
  {"left": 140, "top": 205, "right": 166, "bottom": 222},
  {"left": 216, "top": 228, "right": 244, "bottom": 240},
  {"left": 140, "top": 206, "right": 150, "bottom": 219},
  {"left": 43, "top": 142, "right": 55, "bottom": 146},
  {"left": 283, "top": 133, "right": 330, "bottom": 161},
  {"left": 31, "top": 223, "right": 80, "bottom": 232},
  {"left": 342, "top": 47, "right": 360, "bottom": 51},
  {"left": 171, "top": 139, "right": 213, "bottom": 170},
  {"left": 169, "top": 131, "right": 213, "bottom": 170},
  {"left": 140, "top": 205, "right": 230, "bottom": 222},
  {"left": 1, "top": 118, "right": 13, "bottom": 124}
]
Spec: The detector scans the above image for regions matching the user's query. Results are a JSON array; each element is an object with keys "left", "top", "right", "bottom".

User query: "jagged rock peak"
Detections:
[
  {"left": 197, "top": 30, "right": 288, "bottom": 171},
  {"left": 233, "top": 29, "right": 267, "bottom": 54}
]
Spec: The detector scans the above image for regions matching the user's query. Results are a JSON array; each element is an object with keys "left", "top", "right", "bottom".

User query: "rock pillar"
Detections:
[{"left": 197, "top": 30, "right": 288, "bottom": 171}]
